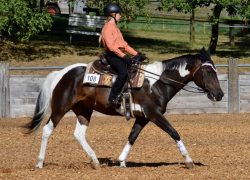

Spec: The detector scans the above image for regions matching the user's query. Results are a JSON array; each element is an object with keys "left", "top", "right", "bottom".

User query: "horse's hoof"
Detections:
[
  {"left": 185, "top": 161, "right": 195, "bottom": 169},
  {"left": 91, "top": 162, "right": 100, "bottom": 169},
  {"left": 119, "top": 161, "right": 126, "bottom": 168},
  {"left": 35, "top": 162, "right": 44, "bottom": 169}
]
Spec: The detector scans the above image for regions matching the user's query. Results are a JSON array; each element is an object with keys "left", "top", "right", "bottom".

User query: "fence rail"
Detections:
[
  {"left": 9, "top": 66, "right": 64, "bottom": 70},
  {"left": 0, "top": 59, "right": 250, "bottom": 118}
]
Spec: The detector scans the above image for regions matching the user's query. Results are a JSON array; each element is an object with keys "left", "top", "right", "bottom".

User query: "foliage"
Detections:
[
  {"left": 160, "top": 0, "right": 250, "bottom": 53},
  {"left": 239, "top": 0, "right": 250, "bottom": 23},
  {"left": 0, "top": 0, "right": 52, "bottom": 43},
  {"left": 160, "top": 0, "right": 250, "bottom": 21},
  {"left": 87, "top": 0, "right": 148, "bottom": 23}
]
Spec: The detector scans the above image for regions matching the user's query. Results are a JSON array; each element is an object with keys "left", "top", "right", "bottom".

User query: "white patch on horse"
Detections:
[
  {"left": 36, "top": 120, "right": 54, "bottom": 168},
  {"left": 117, "top": 103, "right": 142, "bottom": 116},
  {"left": 176, "top": 140, "right": 193, "bottom": 163},
  {"left": 176, "top": 140, "right": 188, "bottom": 155},
  {"left": 145, "top": 61, "right": 163, "bottom": 87},
  {"left": 177, "top": 62, "right": 190, "bottom": 77},
  {"left": 131, "top": 103, "right": 142, "bottom": 112},
  {"left": 74, "top": 120, "right": 99, "bottom": 165},
  {"left": 118, "top": 141, "right": 132, "bottom": 162}
]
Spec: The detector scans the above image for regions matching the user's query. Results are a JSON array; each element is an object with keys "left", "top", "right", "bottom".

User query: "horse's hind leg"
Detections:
[
  {"left": 73, "top": 104, "right": 100, "bottom": 169},
  {"left": 36, "top": 110, "right": 66, "bottom": 168},
  {"left": 36, "top": 119, "right": 54, "bottom": 168}
]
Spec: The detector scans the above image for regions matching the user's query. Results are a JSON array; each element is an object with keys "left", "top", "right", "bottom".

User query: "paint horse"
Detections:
[{"left": 25, "top": 48, "right": 224, "bottom": 169}]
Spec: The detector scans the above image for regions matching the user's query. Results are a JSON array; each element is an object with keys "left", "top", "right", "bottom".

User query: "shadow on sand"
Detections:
[{"left": 98, "top": 157, "right": 206, "bottom": 168}]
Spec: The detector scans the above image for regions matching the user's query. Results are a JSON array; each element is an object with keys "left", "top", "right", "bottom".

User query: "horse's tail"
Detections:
[
  {"left": 25, "top": 71, "right": 58, "bottom": 133},
  {"left": 24, "top": 63, "right": 87, "bottom": 133}
]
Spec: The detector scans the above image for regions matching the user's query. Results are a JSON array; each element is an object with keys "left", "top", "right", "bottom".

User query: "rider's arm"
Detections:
[
  {"left": 102, "top": 23, "right": 137, "bottom": 58},
  {"left": 123, "top": 42, "right": 138, "bottom": 56}
]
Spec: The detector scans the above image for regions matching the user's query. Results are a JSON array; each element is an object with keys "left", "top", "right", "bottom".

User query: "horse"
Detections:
[{"left": 25, "top": 47, "right": 224, "bottom": 169}]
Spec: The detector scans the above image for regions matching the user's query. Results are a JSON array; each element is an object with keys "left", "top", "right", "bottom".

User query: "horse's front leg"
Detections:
[
  {"left": 148, "top": 111, "right": 194, "bottom": 169},
  {"left": 118, "top": 117, "right": 149, "bottom": 167}
]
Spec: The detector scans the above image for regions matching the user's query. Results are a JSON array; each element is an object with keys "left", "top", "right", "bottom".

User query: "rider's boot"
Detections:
[
  {"left": 109, "top": 96, "right": 121, "bottom": 109},
  {"left": 109, "top": 78, "right": 124, "bottom": 109}
]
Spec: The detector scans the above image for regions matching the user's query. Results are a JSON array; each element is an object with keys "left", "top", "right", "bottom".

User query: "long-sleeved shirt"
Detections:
[{"left": 101, "top": 20, "right": 137, "bottom": 58}]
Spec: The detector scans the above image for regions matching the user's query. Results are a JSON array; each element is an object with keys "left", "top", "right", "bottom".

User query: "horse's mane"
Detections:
[
  {"left": 162, "top": 54, "right": 196, "bottom": 71},
  {"left": 162, "top": 47, "right": 214, "bottom": 70}
]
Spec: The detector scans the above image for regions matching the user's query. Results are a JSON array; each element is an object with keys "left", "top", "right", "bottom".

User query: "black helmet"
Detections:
[{"left": 104, "top": 3, "right": 122, "bottom": 16}]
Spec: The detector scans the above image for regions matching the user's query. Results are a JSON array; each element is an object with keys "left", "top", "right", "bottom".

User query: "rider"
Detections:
[{"left": 101, "top": 3, "right": 146, "bottom": 108}]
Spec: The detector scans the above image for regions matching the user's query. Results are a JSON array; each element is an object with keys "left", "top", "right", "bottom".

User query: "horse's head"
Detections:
[{"left": 192, "top": 48, "right": 224, "bottom": 101}]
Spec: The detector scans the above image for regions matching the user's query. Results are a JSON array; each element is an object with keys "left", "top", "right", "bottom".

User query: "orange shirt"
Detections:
[{"left": 101, "top": 20, "right": 137, "bottom": 58}]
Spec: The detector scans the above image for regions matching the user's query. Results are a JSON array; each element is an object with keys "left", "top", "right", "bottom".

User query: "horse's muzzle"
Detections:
[{"left": 207, "top": 90, "right": 224, "bottom": 101}]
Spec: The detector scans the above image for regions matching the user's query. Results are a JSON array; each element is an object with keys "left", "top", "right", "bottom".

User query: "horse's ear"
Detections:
[
  {"left": 201, "top": 47, "right": 209, "bottom": 55},
  {"left": 199, "top": 47, "right": 211, "bottom": 62},
  {"left": 206, "top": 47, "right": 211, "bottom": 56},
  {"left": 201, "top": 47, "right": 211, "bottom": 57}
]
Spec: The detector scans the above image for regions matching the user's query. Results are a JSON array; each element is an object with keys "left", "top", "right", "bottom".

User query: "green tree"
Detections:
[
  {"left": 239, "top": 0, "right": 250, "bottom": 25},
  {"left": 0, "top": 0, "right": 52, "bottom": 43},
  {"left": 160, "top": 0, "right": 250, "bottom": 54},
  {"left": 87, "top": 0, "right": 148, "bottom": 27},
  {"left": 161, "top": 0, "right": 209, "bottom": 44}
]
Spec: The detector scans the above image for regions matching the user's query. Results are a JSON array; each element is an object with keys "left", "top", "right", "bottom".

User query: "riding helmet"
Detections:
[{"left": 104, "top": 3, "right": 122, "bottom": 16}]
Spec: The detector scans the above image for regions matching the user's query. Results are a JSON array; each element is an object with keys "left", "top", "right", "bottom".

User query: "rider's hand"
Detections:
[
  {"left": 123, "top": 55, "right": 132, "bottom": 67},
  {"left": 132, "top": 53, "right": 147, "bottom": 63}
]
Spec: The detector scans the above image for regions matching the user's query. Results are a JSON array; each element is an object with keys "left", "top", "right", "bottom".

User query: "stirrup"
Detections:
[{"left": 123, "top": 92, "right": 131, "bottom": 121}]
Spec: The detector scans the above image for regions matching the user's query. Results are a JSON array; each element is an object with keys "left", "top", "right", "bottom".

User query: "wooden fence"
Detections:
[{"left": 0, "top": 59, "right": 249, "bottom": 118}]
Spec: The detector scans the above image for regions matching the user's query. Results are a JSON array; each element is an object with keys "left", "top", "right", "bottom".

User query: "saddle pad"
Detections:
[
  {"left": 83, "top": 62, "right": 145, "bottom": 88},
  {"left": 130, "top": 64, "right": 145, "bottom": 88}
]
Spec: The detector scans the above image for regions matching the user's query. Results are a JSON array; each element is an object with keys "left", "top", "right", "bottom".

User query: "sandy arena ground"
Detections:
[{"left": 0, "top": 113, "right": 250, "bottom": 179}]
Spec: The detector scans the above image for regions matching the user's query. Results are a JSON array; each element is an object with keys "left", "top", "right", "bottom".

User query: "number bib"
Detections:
[{"left": 83, "top": 74, "right": 100, "bottom": 84}]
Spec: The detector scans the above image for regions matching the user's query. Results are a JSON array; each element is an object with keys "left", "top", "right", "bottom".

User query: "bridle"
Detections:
[
  {"left": 190, "top": 62, "right": 217, "bottom": 93},
  {"left": 192, "top": 62, "right": 217, "bottom": 77}
]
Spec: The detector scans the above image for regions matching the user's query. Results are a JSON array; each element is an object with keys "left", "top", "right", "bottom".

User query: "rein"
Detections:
[{"left": 131, "top": 63, "right": 212, "bottom": 94}]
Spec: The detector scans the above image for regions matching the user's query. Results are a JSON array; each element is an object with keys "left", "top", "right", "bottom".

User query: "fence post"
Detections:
[
  {"left": 0, "top": 63, "right": 10, "bottom": 117},
  {"left": 228, "top": 58, "right": 239, "bottom": 113}
]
